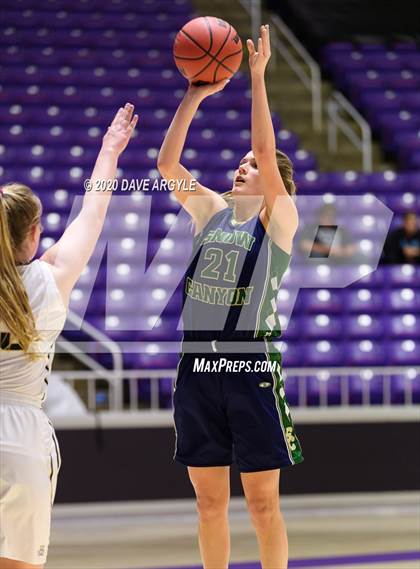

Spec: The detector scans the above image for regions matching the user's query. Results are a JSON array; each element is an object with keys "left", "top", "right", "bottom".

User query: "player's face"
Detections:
[
  {"left": 231, "top": 151, "right": 262, "bottom": 196},
  {"left": 404, "top": 213, "right": 417, "bottom": 234}
]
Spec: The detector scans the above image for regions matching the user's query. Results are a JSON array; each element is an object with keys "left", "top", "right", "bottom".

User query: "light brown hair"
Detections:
[{"left": 0, "top": 183, "right": 42, "bottom": 353}]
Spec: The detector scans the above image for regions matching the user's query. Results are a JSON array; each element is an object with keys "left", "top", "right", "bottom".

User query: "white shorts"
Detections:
[{"left": 0, "top": 401, "right": 61, "bottom": 565}]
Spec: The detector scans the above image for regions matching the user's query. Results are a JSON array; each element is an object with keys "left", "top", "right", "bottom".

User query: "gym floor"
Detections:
[{"left": 46, "top": 492, "right": 420, "bottom": 569}]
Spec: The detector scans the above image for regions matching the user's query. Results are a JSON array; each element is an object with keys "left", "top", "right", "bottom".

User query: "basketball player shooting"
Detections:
[{"left": 159, "top": 25, "right": 303, "bottom": 569}]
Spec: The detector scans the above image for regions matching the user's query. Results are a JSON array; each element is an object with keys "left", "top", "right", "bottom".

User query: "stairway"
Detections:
[{"left": 191, "top": 0, "right": 393, "bottom": 172}]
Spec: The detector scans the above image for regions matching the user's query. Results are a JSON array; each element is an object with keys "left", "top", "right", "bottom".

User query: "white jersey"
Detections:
[{"left": 0, "top": 260, "right": 67, "bottom": 408}]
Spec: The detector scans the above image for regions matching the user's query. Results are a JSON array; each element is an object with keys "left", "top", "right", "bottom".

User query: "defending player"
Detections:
[
  {"left": 158, "top": 26, "right": 303, "bottom": 569},
  {"left": 0, "top": 104, "right": 138, "bottom": 568}
]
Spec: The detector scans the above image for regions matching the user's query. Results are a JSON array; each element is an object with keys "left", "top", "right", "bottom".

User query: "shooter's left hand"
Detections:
[{"left": 247, "top": 24, "right": 271, "bottom": 76}]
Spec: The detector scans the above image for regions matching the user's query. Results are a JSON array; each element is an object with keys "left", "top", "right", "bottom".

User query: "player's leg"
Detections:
[
  {"left": 0, "top": 451, "right": 51, "bottom": 568},
  {"left": 187, "top": 466, "right": 231, "bottom": 569},
  {"left": 0, "top": 558, "right": 43, "bottom": 569},
  {"left": 0, "top": 408, "right": 57, "bottom": 569},
  {"left": 241, "top": 468, "right": 288, "bottom": 569}
]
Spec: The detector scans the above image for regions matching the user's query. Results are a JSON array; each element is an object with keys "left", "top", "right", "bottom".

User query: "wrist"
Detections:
[
  {"left": 185, "top": 88, "right": 204, "bottom": 105},
  {"left": 99, "top": 145, "right": 120, "bottom": 159},
  {"left": 251, "top": 71, "right": 266, "bottom": 83}
]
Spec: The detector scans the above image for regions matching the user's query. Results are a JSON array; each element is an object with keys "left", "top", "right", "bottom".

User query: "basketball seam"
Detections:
[
  {"left": 180, "top": 29, "right": 214, "bottom": 59},
  {"left": 204, "top": 16, "right": 214, "bottom": 53},
  {"left": 174, "top": 53, "right": 209, "bottom": 61},
  {"left": 178, "top": 22, "right": 236, "bottom": 81},
  {"left": 174, "top": 18, "right": 212, "bottom": 62},
  {"left": 189, "top": 24, "right": 233, "bottom": 81},
  {"left": 212, "top": 47, "right": 243, "bottom": 82}
]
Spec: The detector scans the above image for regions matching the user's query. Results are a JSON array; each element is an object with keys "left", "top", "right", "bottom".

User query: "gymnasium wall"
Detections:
[{"left": 55, "top": 421, "right": 420, "bottom": 502}]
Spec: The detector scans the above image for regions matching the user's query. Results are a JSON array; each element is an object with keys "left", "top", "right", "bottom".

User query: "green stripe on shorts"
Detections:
[{"left": 266, "top": 340, "right": 304, "bottom": 465}]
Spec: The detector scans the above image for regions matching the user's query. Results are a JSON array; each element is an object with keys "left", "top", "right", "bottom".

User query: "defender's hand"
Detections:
[{"left": 102, "top": 103, "right": 139, "bottom": 156}]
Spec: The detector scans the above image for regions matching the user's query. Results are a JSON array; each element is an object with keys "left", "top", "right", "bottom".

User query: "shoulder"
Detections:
[
  {"left": 194, "top": 205, "right": 231, "bottom": 238},
  {"left": 258, "top": 211, "right": 293, "bottom": 258},
  {"left": 17, "top": 261, "right": 67, "bottom": 319},
  {"left": 258, "top": 209, "right": 294, "bottom": 255},
  {"left": 37, "top": 260, "right": 68, "bottom": 310}
]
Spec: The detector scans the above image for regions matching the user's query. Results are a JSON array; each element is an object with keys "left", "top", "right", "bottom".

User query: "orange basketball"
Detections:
[{"left": 173, "top": 16, "right": 243, "bottom": 84}]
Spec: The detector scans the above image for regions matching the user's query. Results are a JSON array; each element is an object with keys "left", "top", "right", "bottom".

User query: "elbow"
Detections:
[{"left": 157, "top": 155, "right": 176, "bottom": 177}]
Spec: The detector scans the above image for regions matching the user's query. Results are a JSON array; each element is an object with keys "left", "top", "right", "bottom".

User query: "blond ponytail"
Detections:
[{"left": 0, "top": 183, "right": 41, "bottom": 354}]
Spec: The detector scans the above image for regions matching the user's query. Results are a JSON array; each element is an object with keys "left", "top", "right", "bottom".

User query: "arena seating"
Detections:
[
  {"left": 323, "top": 42, "right": 420, "bottom": 169},
  {"left": 1, "top": 0, "right": 419, "bottom": 408}
]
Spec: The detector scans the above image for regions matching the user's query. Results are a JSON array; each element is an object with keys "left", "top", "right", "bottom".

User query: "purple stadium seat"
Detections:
[
  {"left": 324, "top": 171, "right": 369, "bottom": 194},
  {"left": 367, "top": 171, "right": 406, "bottom": 194},
  {"left": 353, "top": 267, "right": 386, "bottom": 288},
  {"left": 345, "top": 314, "right": 384, "bottom": 339},
  {"left": 298, "top": 289, "right": 344, "bottom": 314},
  {"left": 304, "top": 340, "right": 343, "bottom": 366},
  {"left": 323, "top": 42, "right": 420, "bottom": 167},
  {"left": 363, "top": 52, "right": 404, "bottom": 71},
  {"left": 282, "top": 375, "right": 299, "bottom": 406},
  {"left": 304, "top": 315, "right": 343, "bottom": 339},
  {"left": 294, "top": 171, "right": 327, "bottom": 194},
  {"left": 281, "top": 315, "right": 301, "bottom": 340},
  {"left": 345, "top": 288, "right": 386, "bottom": 313},
  {"left": 387, "top": 288, "right": 420, "bottom": 312},
  {"left": 383, "top": 265, "right": 420, "bottom": 286},
  {"left": 389, "top": 314, "right": 420, "bottom": 338},
  {"left": 273, "top": 340, "right": 302, "bottom": 367},
  {"left": 347, "top": 340, "right": 387, "bottom": 366},
  {"left": 388, "top": 340, "right": 420, "bottom": 365}
]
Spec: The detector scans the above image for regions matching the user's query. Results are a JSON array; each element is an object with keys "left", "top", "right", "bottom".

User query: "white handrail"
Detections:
[
  {"left": 270, "top": 14, "right": 322, "bottom": 131},
  {"left": 238, "top": 0, "right": 261, "bottom": 43},
  {"left": 54, "top": 365, "right": 419, "bottom": 412},
  {"left": 327, "top": 91, "right": 373, "bottom": 172},
  {"left": 56, "top": 309, "right": 124, "bottom": 409},
  {"left": 236, "top": 3, "right": 322, "bottom": 131}
]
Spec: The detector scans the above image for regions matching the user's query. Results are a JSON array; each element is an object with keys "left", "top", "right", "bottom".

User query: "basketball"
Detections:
[{"left": 173, "top": 16, "right": 243, "bottom": 84}]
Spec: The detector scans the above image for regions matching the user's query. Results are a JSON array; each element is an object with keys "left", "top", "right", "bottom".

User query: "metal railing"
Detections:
[
  {"left": 57, "top": 310, "right": 124, "bottom": 409},
  {"left": 238, "top": 0, "right": 261, "bottom": 43},
  {"left": 54, "top": 365, "right": 419, "bottom": 413},
  {"left": 269, "top": 14, "right": 322, "bottom": 131},
  {"left": 283, "top": 365, "right": 419, "bottom": 407},
  {"left": 327, "top": 91, "right": 373, "bottom": 172},
  {"left": 237, "top": 2, "right": 322, "bottom": 131}
]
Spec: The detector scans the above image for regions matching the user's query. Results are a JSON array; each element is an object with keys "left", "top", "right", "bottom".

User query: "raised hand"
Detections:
[
  {"left": 247, "top": 24, "right": 271, "bottom": 76},
  {"left": 102, "top": 103, "right": 139, "bottom": 156}
]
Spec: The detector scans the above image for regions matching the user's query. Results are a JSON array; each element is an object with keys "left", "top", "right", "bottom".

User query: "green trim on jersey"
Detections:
[
  {"left": 255, "top": 240, "right": 291, "bottom": 340},
  {"left": 265, "top": 339, "right": 304, "bottom": 466}
]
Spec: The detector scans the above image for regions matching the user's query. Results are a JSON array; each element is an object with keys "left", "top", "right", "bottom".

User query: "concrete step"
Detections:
[{"left": 191, "top": 0, "right": 388, "bottom": 172}]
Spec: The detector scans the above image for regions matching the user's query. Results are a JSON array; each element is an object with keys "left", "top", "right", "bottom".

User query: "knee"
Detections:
[
  {"left": 195, "top": 494, "right": 228, "bottom": 522},
  {"left": 247, "top": 496, "right": 280, "bottom": 529}
]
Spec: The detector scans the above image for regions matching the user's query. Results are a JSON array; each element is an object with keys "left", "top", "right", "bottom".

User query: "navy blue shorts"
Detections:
[{"left": 173, "top": 349, "right": 304, "bottom": 473}]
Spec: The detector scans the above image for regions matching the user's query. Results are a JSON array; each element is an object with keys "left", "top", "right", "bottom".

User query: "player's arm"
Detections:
[
  {"left": 248, "top": 25, "right": 298, "bottom": 254},
  {"left": 157, "top": 83, "right": 228, "bottom": 232},
  {"left": 40, "top": 103, "right": 138, "bottom": 304}
]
